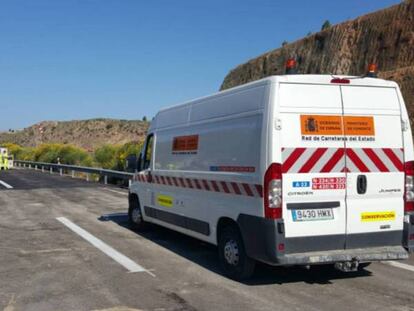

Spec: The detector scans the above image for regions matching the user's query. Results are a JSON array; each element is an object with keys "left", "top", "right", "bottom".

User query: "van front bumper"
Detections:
[{"left": 237, "top": 214, "right": 410, "bottom": 266}]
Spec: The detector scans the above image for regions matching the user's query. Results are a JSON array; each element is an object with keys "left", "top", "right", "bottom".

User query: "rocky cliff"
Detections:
[{"left": 221, "top": 0, "right": 414, "bottom": 119}]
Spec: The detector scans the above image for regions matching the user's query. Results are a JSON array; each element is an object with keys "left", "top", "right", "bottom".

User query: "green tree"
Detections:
[{"left": 321, "top": 20, "right": 331, "bottom": 31}]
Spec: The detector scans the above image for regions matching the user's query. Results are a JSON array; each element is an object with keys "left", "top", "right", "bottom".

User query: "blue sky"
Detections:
[{"left": 0, "top": 0, "right": 401, "bottom": 130}]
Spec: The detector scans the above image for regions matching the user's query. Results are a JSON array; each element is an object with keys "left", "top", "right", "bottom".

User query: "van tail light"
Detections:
[
  {"left": 330, "top": 78, "right": 350, "bottom": 84},
  {"left": 404, "top": 161, "right": 414, "bottom": 213},
  {"left": 264, "top": 163, "right": 282, "bottom": 219}
]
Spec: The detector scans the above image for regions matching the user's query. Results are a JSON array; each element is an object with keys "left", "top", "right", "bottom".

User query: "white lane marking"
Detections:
[
  {"left": 56, "top": 217, "right": 154, "bottom": 276},
  {"left": 0, "top": 180, "right": 13, "bottom": 189},
  {"left": 105, "top": 188, "right": 128, "bottom": 196},
  {"left": 382, "top": 260, "right": 414, "bottom": 273}
]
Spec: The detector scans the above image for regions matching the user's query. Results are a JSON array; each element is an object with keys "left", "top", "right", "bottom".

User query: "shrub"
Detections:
[
  {"left": 34, "top": 144, "right": 61, "bottom": 163},
  {"left": 1, "top": 143, "right": 23, "bottom": 158},
  {"left": 19, "top": 147, "right": 36, "bottom": 161},
  {"left": 114, "top": 141, "right": 143, "bottom": 171},
  {"left": 94, "top": 145, "right": 119, "bottom": 169},
  {"left": 9, "top": 141, "right": 143, "bottom": 171},
  {"left": 58, "top": 145, "right": 93, "bottom": 166}
]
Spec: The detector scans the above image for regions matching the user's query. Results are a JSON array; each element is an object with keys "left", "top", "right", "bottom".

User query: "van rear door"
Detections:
[
  {"left": 278, "top": 83, "right": 347, "bottom": 252},
  {"left": 341, "top": 85, "right": 405, "bottom": 248}
]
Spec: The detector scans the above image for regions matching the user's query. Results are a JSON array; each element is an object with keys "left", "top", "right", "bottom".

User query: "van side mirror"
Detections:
[
  {"left": 137, "top": 153, "right": 143, "bottom": 172},
  {"left": 125, "top": 154, "right": 138, "bottom": 172}
]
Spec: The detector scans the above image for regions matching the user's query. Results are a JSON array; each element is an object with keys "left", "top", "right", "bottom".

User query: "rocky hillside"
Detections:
[
  {"left": 0, "top": 119, "right": 149, "bottom": 151},
  {"left": 221, "top": 0, "right": 414, "bottom": 119}
]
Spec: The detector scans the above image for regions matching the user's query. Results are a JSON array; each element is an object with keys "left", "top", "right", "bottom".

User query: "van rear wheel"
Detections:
[{"left": 218, "top": 225, "right": 255, "bottom": 280}]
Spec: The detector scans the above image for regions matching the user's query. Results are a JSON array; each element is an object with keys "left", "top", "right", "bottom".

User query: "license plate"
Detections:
[{"left": 291, "top": 208, "right": 334, "bottom": 222}]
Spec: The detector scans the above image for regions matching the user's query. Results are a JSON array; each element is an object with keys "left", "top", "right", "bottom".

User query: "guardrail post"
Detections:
[
  {"left": 59, "top": 168, "right": 63, "bottom": 176},
  {"left": 104, "top": 175, "right": 108, "bottom": 185},
  {"left": 71, "top": 170, "right": 75, "bottom": 178},
  {"left": 86, "top": 173, "right": 90, "bottom": 182}
]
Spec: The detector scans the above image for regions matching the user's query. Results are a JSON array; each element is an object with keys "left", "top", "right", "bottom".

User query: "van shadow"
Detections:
[{"left": 98, "top": 212, "right": 372, "bottom": 285}]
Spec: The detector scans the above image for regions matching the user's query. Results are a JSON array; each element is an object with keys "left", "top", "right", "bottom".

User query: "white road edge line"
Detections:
[
  {"left": 56, "top": 217, "right": 155, "bottom": 277},
  {"left": 382, "top": 260, "right": 414, "bottom": 273},
  {"left": 0, "top": 180, "right": 13, "bottom": 189}
]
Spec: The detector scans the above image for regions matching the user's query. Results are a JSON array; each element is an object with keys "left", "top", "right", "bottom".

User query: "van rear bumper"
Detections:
[
  {"left": 275, "top": 246, "right": 408, "bottom": 265},
  {"left": 237, "top": 214, "right": 410, "bottom": 266}
]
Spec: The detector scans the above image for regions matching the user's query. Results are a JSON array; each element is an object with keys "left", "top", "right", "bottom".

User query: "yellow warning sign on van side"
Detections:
[
  {"left": 157, "top": 194, "right": 174, "bottom": 207},
  {"left": 361, "top": 211, "right": 395, "bottom": 222}
]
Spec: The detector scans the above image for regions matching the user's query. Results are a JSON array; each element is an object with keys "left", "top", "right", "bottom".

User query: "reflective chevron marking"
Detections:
[
  {"left": 282, "top": 148, "right": 403, "bottom": 173},
  {"left": 133, "top": 173, "right": 263, "bottom": 198}
]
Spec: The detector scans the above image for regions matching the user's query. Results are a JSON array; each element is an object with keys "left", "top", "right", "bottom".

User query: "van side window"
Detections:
[{"left": 143, "top": 134, "right": 154, "bottom": 170}]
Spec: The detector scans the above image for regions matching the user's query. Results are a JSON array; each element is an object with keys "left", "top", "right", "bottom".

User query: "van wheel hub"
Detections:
[
  {"left": 131, "top": 207, "right": 142, "bottom": 224},
  {"left": 224, "top": 240, "right": 239, "bottom": 266}
]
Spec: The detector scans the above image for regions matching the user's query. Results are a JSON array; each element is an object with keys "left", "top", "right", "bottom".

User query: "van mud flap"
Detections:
[{"left": 403, "top": 214, "right": 414, "bottom": 253}]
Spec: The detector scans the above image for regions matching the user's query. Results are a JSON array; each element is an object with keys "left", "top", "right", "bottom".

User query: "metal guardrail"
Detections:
[{"left": 14, "top": 160, "right": 134, "bottom": 187}]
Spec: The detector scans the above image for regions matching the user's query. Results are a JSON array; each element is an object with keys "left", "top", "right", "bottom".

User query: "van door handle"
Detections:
[{"left": 357, "top": 175, "right": 367, "bottom": 194}]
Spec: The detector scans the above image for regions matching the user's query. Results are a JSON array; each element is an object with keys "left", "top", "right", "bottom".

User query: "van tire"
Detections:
[
  {"left": 358, "top": 262, "right": 371, "bottom": 270},
  {"left": 218, "top": 225, "right": 255, "bottom": 280},
  {"left": 128, "top": 195, "right": 147, "bottom": 231}
]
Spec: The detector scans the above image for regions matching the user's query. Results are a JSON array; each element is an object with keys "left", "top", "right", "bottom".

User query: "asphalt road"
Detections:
[{"left": 0, "top": 169, "right": 413, "bottom": 311}]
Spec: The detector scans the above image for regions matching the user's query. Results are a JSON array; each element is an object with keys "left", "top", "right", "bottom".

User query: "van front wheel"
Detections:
[
  {"left": 218, "top": 225, "right": 255, "bottom": 280},
  {"left": 128, "top": 196, "right": 147, "bottom": 231},
  {"left": 358, "top": 262, "right": 371, "bottom": 270}
]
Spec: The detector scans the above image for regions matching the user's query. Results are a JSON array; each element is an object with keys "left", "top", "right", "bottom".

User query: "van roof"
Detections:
[
  {"left": 150, "top": 74, "right": 399, "bottom": 131},
  {"left": 275, "top": 74, "right": 398, "bottom": 87},
  {"left": 157, "top": 74, "right": 397, "bottom": 112}
]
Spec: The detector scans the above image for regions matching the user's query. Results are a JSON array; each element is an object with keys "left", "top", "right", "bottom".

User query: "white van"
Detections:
[{"left": 128, "top": 73, "right": 414, "bottom": 279}]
